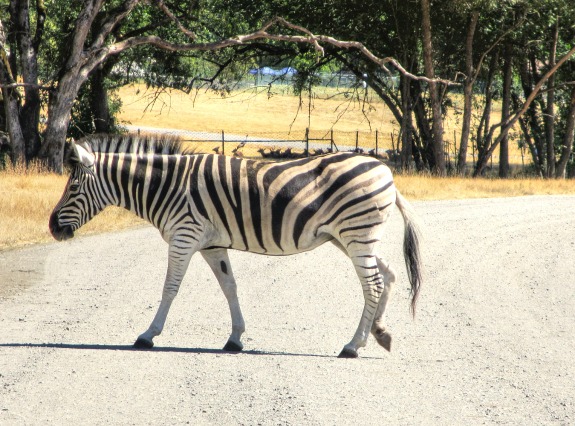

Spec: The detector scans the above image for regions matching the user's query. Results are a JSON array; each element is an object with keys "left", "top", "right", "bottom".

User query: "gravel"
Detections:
[{"left": 1, "top": 195, "right": 574, "bottom": 425}]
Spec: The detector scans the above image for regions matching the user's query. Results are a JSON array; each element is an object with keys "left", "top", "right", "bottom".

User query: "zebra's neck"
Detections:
[{"left": 95, "top": 152, "right": 192, "bottom": 227}]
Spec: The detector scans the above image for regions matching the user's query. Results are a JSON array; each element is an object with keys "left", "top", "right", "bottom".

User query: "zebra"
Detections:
[{"left": 49, "top": 134, "right": 423, "bottom": 358}]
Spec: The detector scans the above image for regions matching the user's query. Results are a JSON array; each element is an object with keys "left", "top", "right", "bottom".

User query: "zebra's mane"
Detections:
[{"left": 77, "top": 133, "right": 191, "bottom": 155}]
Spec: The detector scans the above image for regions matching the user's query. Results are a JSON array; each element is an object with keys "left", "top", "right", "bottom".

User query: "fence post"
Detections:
[
  {"left": 221, "top": 130, "right": 225, "bottom": 155},
  {"left": 305, "top": 128, "right": 309, "bottom": 156},
  {"left": 375, "top": 129, "right": 379, "bottom": 156},
  {"left": 355, "top": 131, "right": 359, "bottom": 152},
  {"left": 330, "top": 129, "right": 337, "bottom": 152}
]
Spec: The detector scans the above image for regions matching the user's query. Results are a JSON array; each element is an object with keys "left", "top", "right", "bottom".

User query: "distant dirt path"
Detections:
[{"left": 1, "top": 196, "right": 574, "bottom": 425}]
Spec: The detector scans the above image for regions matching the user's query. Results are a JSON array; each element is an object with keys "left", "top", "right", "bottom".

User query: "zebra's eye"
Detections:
[{"left": 70, "top": 181, "right": 80, "bottom": 192}]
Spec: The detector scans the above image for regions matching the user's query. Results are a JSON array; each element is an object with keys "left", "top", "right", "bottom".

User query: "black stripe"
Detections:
[
  {"left": 320, "top": 180, "right": 394, "bottom": 229},
  {"left": 203, "top": 155, "right": 233, "bottom": 238},
  {"left": 97, "top": 154, "right": 114, "bottom": 205},
  {"left": 145, "top": 154, "right": 165, "bottom": 218},
  {"left": 109, "top": 154, "right": 122, "bottom": 206},
  {"left": 247, "top": 160, "right": 266, "bottom": 251},
  {"left": 133, "top": 157, "right": 146, "bottom": 218},
  {"left": 156, "top": 156, "right": 186, "bottom": 224},
  {"left": 346, "top": 238, "right": 380, "bottom": 247},
  {"left": 339, "top": 221, "right": 383, "bottom": 236},
  {"left": 292, "top": 161, "right": 382, "bottom": 247},
  {"left": 217, "top": 156, "right": 248, "bottom": 247},
  {"left": 270, "top": 154, "right": 355, "bottom": 248},
  {"left": 189, "top": 156, "right": 209, "bottom": 220},
  {"left": 120, "top": 155, "right": 132, "bottom": 211},
  {"left": 228, "top": 157, "right": 249, "bottom": 249},
  {"left": 339, "top": 203, "right": 392, "bottom": 223}
]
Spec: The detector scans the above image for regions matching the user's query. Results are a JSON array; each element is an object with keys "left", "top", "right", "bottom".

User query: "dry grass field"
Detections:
[
  {"left": 118, "top": 84, "right": 393, "bottom": 135},
  {"left": 117, "top": 83, "right": 525, "bottom": 162},
  {"left": 1, "top": 84, "right": 573, "bottom": 251}
]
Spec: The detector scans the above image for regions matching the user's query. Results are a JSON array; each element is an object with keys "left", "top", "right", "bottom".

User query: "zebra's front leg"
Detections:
[
  {"left": 339, "top": 254, "right": 384, "bottom": 358},
  {"left": 201, "top": 249, "right": 245, "bottom": 352},
  {"left": 134, "top": 243, "right": 195, "bottom": 349}
]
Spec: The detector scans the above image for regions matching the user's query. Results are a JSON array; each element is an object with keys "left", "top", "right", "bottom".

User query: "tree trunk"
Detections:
[
  {"left": 545, "top": 18, "right": 559, "bottom": 178},
  {"left": 12, "top": 0, "right": 44, "bottom": 161},
  {"left": 0, "top": 88, "right": 26, "bottom": 164},
  {"left": 457, "top": 11, "right": 479, "bottom": 176},
  {"left": 473, "top": 51, "right": 498, "bottom": 175},
  {"left": 421, "top": 0, "right": 445, "bottom": 175},
  {"left": 555, "top": 86, "right": 575, "bottom": 178},
  {"left": 0, "top": 47, "right": 26, "bottom": 164},
  {"left": 518, "top": 55, "right": 545, "bottom": 173},
  {"left": 499, "top": 43, "right": 512, "bottom": 178},
  {"left": 39, "top": 72, "right": 86, "bottom": 172},
  {"left": 90, "top": 66, "right": 112, "bottom": 133},
  {"left": 400, "top": 74, "right": 414, "bottom": 170},
  {"left": 473, "top": 43, "right": 575, "bottom": 177}
]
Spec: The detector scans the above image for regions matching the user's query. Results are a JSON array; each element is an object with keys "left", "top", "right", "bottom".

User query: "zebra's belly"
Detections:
[{"left": 207, "top": 231, "right": 334, "bottom": 256}]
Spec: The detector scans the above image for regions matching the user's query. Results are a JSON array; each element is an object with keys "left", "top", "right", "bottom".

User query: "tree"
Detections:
[
  {"left": 2, "top": 0, "right": 574, "bottom": 178},
  {"left": 420, "top": 0, "right": 445, "bottom": 174},
  {"left": 1, "top": 0, "right": 458, "bottom": 173}
]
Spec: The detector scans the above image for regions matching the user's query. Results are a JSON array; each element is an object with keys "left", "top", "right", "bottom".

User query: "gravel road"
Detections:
[{"left": 1, "top": 196, "right": 574, "bottom": 425}]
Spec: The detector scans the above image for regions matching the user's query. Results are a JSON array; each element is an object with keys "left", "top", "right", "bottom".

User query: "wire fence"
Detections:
[
  {"left": 127, "top": 125, "right": 395, "bottom": 158},
  {"left": 126, "top": 125, "right": 530, "bottom": 173}
]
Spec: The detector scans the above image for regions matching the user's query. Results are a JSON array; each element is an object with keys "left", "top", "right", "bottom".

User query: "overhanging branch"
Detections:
[{"left": 99, "top": 15, "right": 457, "bottom": 86}]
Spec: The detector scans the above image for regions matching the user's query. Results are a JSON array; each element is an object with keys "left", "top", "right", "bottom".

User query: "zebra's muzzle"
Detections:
[{"left": 49, "top": 211, "right": 74, "bottom": 241}]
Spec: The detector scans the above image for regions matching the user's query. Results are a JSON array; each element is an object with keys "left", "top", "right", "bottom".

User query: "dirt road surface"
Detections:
[{"left": 1, "top": 196, "right": 574, "bottom": 425}]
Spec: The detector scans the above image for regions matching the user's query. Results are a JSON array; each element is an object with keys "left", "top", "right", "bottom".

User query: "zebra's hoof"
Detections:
[
  {"left": 338, "top": 348, "right": 359, "bottom": 358},
  {"left": 133, "top": 338, "right": 154, "bottom": 349},
  {"left": 375, "top": 330, "right": 392, "bottom": 352},
  {"left": 223, "top": 340, "right": 243, "bottom": 352}
]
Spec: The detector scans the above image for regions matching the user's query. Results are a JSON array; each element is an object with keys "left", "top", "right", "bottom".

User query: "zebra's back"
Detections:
[{"left": 189, "top": 152, "right": 396, "bottom": 255}]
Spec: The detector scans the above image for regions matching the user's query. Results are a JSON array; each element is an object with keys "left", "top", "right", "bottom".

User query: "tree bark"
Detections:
[
  {"left": 12, "top": 0, "right": 45, "bottom": 161},
  {"left": 499, "top": 43, "right": 512, "bottom": 178},
  {"left": 40, "top": 72, "right": 87, "bottom": 172},
  {"left": 0, "top": 44, "right": 26, "bottom": 164},
  {"left": 90, "top": 66, "right": 112, "bottom": 133},
  {"left": 457, "top": 11, "right": 479, "bottom": 176},
  {"left": 421, "top": 0, "right": 445, "bottom": 174},
  {"left": 545, "top": 18, "right": 559, "bottom": 178},
  {"left": 400, "top": 74, "right": 414, "bottom": 170},
  {"left": 555, "top": 86, "right": 575, "bottom": 178}
]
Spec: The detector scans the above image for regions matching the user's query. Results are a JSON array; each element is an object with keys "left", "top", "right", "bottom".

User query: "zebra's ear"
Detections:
[{"left": 66, "top": 141, "right": 95, "bottom": 168}]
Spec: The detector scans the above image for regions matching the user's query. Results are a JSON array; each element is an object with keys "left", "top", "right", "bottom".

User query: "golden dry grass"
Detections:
[
  {"left": 117, "top": 84, "right": 525, "bottom": 161},
  {"left": 118, "top": 84, "right": 394, "bottom": 135},
  {"left": 394, "top": 174, "right": 575, "bottom": 200},
  {"left": 0, "top": 162, "right": 146, "bottom": 251}
]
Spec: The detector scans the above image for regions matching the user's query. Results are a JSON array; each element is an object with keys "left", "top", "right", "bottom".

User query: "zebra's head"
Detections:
[{"left": 49, "top": 141, "right": 100, "bottom": 241}]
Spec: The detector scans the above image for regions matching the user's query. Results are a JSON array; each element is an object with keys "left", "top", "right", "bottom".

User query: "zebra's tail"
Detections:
[{"left": 395, "top": 190, "right": 423, "bottom": 318}]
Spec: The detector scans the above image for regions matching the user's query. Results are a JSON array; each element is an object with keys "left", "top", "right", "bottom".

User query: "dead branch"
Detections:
[{"left": 101, "top": 14, "right": 457, "bottom": 86}]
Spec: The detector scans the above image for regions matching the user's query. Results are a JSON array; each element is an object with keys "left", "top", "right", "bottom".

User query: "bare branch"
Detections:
[
  {"left": 468, "top": 15, "right": 525, "bottom": 84},
  {"left": 0, "top": 82, "right": 52, "bottom": 90},
  {"left": 154, "top": 0, "right": 196, "bottom": 40},
  {"left": 91, "top": 0, "right": 140, "bottom": 50},
  {"left": 100, "top": 16, "right": 457, "bottom": 86}
]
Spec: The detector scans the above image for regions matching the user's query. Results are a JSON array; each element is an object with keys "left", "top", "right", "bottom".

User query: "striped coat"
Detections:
[{"left": 50, "top": 135, "right": 422, "bottom": 358}]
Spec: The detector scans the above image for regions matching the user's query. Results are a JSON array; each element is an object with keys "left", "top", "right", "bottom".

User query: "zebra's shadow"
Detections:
[{"left": 0, "top": 342, "right": 342, "bottom": 358}]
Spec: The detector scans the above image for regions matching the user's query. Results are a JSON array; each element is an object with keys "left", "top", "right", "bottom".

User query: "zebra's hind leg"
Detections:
[
  {"left": 134, "top": 243, "right": 195, "bottom": 349},
  {"left": 370, "top": 256, "right": 396, "bottom": 351},
  {"left": 201, "top": 249, "right": 245, "bottom": 352},
  {"left": 339, "top": 252, "right": 385, "bottom": 358}
]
